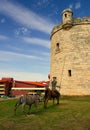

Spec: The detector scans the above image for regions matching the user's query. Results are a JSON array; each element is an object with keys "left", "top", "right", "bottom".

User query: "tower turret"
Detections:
[{"left": 62, "top": 8, "right": 73, "bottom": 29}]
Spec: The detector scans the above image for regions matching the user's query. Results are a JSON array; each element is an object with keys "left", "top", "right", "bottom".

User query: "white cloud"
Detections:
[
  {"left": 0, "top": 18, "right": 5, "bottom": 23},
  {"left": 36, "top": 0, "right": 51, "bottom": 7},
  {"left": 69, "top": 4, "right": 73, "bottom": 9},
  {"left": 0, "top": 0, "right": 54, "bottom": 34},
  {"left": 23, "top": 37, "right": 50, "bottom": 48},
  {"left": 68, "top": 2, "right": 81, "bottom": 10},
  {"left": 42, "top": 52, "right": 50, "bottom": 56},
  {"left": 0, "top": 69, "right": 48, "bottom": 81},
  {"left": 75, "top": 2, "right": 81, "bottom": 9},
  {"left": 33, "top": 0, "right": 52, "bottom": 8},
  {"left": 0, "top": 50, "right": 44, "bottom": 61},
  {"left": 0, "top": 35, "right": 9, "bottom": 40},
  {"left": 15, "top": 27, "right": 31, "bottom": 36}
]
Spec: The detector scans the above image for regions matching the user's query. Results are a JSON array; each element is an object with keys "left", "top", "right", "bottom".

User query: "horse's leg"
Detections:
[
  {"left": 57, "top": 97, "right": 59, "bottom": 105},
  {"left": 34, "top": 101, "right": 38, "bottom": 113},
  {"left": 53, "top": 98, "right": 55, "bottom": 105},
  {"left": 14, "top": 96, "right": 24, "bottom": 115},
  {"left": 14, "top": 101, "right": 21, "bottom": 115},
  {"left": 44, "top": 98, "right": 46, "bottom": 108},
  {"left": 28, "top": 104, "right": 31, "bottom": 114},
  {"left": 22, "top": 103, "right": 26, "bottom": 115},
  {"left": 44, "top": 98, "right": 49, "bottom": 108}
]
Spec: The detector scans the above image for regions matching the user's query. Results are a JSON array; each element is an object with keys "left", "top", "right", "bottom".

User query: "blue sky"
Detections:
[{"left": 0, "top": 0, "right": 89, "bottom": 81}]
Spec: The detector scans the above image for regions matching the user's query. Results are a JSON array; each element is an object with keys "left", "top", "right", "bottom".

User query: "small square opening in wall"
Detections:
[
  {"left": 55, "top": 43, "right": 60, "bottom": 53},
  {"left": 65, "top": 13, "right": 67, "bottom": 18},
  {"left": 68, "top": 70, "right": 72, "bottom": 77}
]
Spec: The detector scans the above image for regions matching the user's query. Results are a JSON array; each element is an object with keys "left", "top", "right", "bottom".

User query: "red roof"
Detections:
[
  {"left": 0, "top": 77, "right": 49, "bottom": 88},
  {"left": 15, "top": 80, "right": 46, "bottom": 87}
]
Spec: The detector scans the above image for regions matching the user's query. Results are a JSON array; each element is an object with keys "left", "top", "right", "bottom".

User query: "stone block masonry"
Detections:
[{"left": 50, "top": 9, "right": 90, "bottom": 95}]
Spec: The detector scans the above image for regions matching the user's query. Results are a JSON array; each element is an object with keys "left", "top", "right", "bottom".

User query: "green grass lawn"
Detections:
[{"left": 0, "top": 96, "right": 90, "bottom": 130}]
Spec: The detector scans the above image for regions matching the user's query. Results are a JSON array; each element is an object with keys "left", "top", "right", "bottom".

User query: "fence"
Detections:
[{"left": 12, "top": 87, "right": 46, "bottom": 95}]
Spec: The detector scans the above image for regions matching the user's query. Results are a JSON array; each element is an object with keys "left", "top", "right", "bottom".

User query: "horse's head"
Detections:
[{"left": 36, "top": 94, "right": 42, "bottom": 102}]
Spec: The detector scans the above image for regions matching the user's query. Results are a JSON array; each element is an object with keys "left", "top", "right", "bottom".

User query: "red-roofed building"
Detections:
[{"left": 0, "top": 77, "right": 49, "bottom": 96}]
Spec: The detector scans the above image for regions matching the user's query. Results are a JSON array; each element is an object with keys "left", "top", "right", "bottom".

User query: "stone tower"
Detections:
[{"left": 50, "top": 9, "right": 90, "bottom": 95}]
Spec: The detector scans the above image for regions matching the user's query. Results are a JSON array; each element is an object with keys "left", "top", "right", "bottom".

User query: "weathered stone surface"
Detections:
[{"left": 50, "top": 9, "right": 90, "bottom": 95}]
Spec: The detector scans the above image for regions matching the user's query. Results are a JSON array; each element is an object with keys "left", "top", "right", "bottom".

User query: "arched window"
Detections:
[
  {"left": 55, "top": 43, "right": 60, "bottom": 53},
  {"left": 56, "top": 43, "right": 59, "bottom": 48},
  {"left": 65, "top": 14, "right": 67, "bottom": 18},
  {"left": 68, "top": 70, "right": 72, "bottom": 77},
  {"left": 56, "top": 43, "right": 60, "bottom": 50}
]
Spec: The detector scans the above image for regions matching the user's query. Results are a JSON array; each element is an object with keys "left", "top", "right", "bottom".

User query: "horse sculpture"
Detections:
[
  {"left": 14, "top": 94, "right": 41, "bottom": 115},
  {"left": 44, "top": 88, "right": 60, "bottom": 108}
]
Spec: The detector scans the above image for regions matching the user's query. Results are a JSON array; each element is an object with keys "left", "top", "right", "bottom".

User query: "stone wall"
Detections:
[
  {"left": 51, "top": 17, "right": 90, "bottom": 38},
  {"left": 50, "top": 24, "right": 90, "bottom": 95}
]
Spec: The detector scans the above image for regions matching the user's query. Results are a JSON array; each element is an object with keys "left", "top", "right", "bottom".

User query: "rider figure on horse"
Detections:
[
  {"left": 44, "top": 76, "right": 60, "bottom": 108},
  {"left": 51, "top": 77, "right": 57, "bottom": 91}
]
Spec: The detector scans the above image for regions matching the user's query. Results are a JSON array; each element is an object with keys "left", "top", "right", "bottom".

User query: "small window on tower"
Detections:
[
  {"left": 65, "top": 14, "right": 67, "bottom": 18},
  {"left": 68, "top": 70, "right": 72, "bottom": 77},
  {"left": 56, "top": 43, "right": 59, "bottom": 48},
  {"left": 55, "top": 43, "right": 60, "bottom": 53}
]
